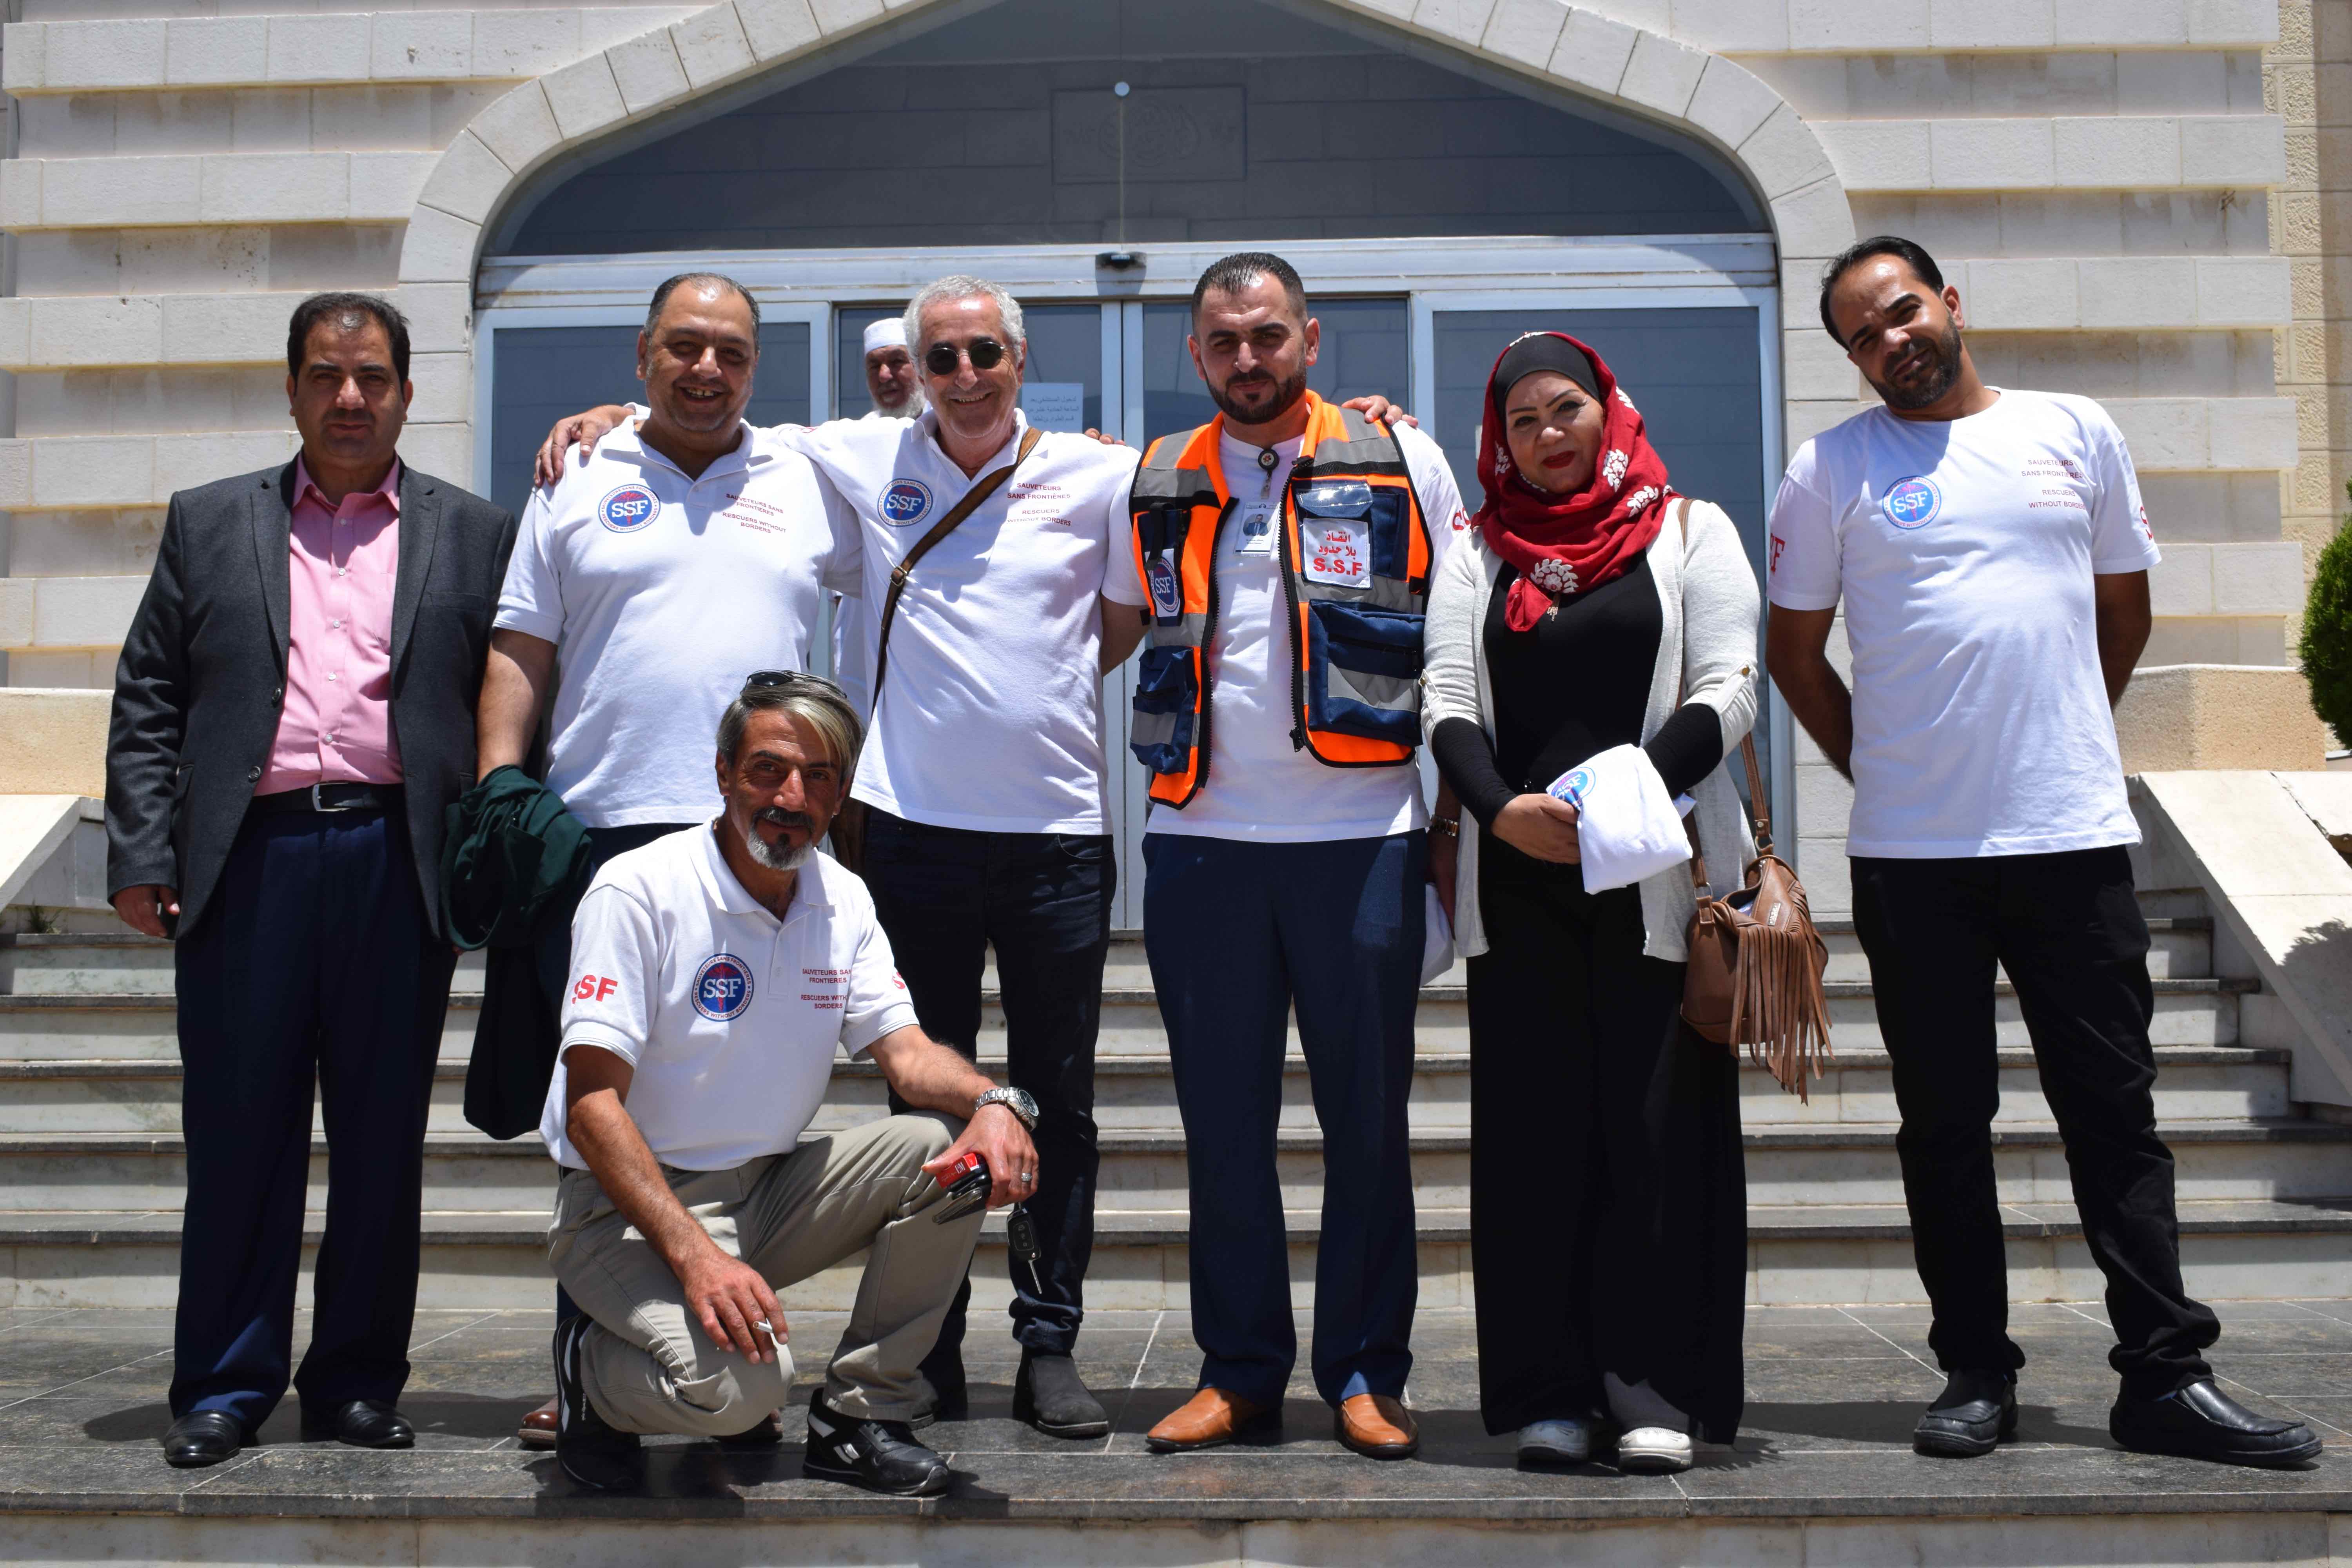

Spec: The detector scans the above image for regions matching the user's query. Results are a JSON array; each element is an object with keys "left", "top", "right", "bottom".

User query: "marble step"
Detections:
[
  {"left": 2, "top": 1195, "right": 2345, "bottom": 1312},
  {"left": 0, "top": 1116, "right": 2343, "bottom": 1214},
  {"left": 0, "top": 974, "right": 2250, "bottom": 1063},
  {"left": 0, "top": 914, "right": 2217, "bottom": 995},
  {"left": 0, "top": 1042, "right": 2288, "bottom": 1138}
]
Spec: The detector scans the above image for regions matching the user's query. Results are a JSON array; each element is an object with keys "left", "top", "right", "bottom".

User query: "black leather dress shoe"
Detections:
[
  {"left": 552, "top": 1315, "right": 642, "bottom": 1492},
  {"left": 803, "top": 1392, "right": 951, "bottom": 1496},
  {"left": 1914, "top": 1369, "right": 2017, "bottom": 1457},
  {"left": 161, "top": 1410, "right": 245, "bottom": 1469},
  {"left": 2111, "top": 1378, "right": 2323, "bottom": 1468},
  {"left": 301, "top": 1399, "right": 414, "bottom": 1449},
  {"left": 1014, "top": 1350, "right": 1110, "bottom": 1439}
]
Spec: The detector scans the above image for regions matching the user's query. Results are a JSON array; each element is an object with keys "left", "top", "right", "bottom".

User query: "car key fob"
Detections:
[
  {"left": 1005, "top": 1202, "right": 1040, "bottom": 1266},
  {"left": 933, "top": 1151, "right": 991, "bottom": 1224}
]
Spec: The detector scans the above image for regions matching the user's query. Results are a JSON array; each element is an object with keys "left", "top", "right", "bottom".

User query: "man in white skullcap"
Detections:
[{"left": 861, "top": 317, "right": 925, "bottom": 422}]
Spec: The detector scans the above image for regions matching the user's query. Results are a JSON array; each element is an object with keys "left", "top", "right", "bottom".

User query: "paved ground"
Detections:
[{"left": 5, "top": 1301, "right": 2352, "bottom": 1520}]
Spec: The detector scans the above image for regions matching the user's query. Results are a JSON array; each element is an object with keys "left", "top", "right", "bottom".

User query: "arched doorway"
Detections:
[{"left": 468, "top": 0, "right": 1787, "bottom": 925}]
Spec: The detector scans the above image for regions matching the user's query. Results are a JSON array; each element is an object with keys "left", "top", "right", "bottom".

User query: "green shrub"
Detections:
[{"left": 2300, "top": 479, "right": 2352, "bottom": 747}]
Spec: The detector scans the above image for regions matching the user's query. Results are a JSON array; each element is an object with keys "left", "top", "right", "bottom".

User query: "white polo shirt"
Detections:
[
  {"left": 540, "top": 825, "right": 918, "bottom": 1171},
  {"left": 788, "top": 409, "right": 1140, "bottom": 834},
  {"left": 496, "top": 423, "right": 861, "bottom": 829}
]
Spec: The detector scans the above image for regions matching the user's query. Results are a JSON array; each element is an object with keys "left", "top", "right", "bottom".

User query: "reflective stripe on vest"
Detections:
[{"left": 1126, "top": 390, "right": 1432, "bottom": 809}]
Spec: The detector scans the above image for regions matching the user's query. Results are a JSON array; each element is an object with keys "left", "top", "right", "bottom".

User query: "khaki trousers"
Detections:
[{"left": 548, "top": 1112, "right": 978, "bottom": 1435}]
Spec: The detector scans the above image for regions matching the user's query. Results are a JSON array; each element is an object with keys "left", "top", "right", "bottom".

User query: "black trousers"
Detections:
[
  {"left": 863, "top": 806, "right": 1110, "bottom": 1362},
  {"left": 1466, "top": 842, "right": 1747, "bottom": 1441},
  {"left": 171, "top": 804, "right": 456, "bottom": 1429},
  {"left": 1850, "top": 846, "right": 2219, "bottom": 1396}
]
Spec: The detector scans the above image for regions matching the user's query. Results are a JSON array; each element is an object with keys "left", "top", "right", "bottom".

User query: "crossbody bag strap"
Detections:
[{"left": 869, "top": 424, "right": 1044, "bottom": 711}]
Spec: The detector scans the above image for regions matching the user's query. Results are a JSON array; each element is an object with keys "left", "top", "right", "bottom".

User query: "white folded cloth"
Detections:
[
  {"left": 1420, "top": 883, "right": 1455, "bottom": 986},
  {"left": 1547, "top": 743, "right": 1693, "bottom": 893}
]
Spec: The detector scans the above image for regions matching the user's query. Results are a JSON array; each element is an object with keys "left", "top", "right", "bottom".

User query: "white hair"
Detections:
[{"left": 902, "top": 274, "right": 1026, "bottom": 360}]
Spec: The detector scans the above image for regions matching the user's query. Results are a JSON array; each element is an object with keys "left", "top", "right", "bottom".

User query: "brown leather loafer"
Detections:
[
  {"left": 517, "top": 1396, "right": 557, "bottom": 1450},
  {"left": 1145, "top": 1388, "right": 1277, "bottom": 1453},
  {"left": 1336, "top": 1393, "right": 1419, "bottom": 1459}
]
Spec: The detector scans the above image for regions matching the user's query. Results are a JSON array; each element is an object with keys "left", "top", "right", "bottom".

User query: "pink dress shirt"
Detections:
[{"left": 256, "top": 458, "right": 405, "bottom": 795}]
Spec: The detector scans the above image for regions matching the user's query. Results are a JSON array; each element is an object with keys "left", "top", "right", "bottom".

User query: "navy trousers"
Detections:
[
  {"left": 864, "top": 807, "right": 1111, "bottom": 1363},
  {"left": 1143, "top": 831, "right": 1423, "bottom": 1408},
  {"left": 170, "top": 804, "right": 456, "bottom": 1429}
]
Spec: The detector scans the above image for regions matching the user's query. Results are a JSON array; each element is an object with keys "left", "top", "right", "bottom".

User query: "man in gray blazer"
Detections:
[{"left": 106, "top": 292, "right": 517, "bottom": 1468}]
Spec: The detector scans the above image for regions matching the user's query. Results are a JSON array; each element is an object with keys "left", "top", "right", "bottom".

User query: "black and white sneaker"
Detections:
[
  {"left": 802, "top": 1391, "right": 952, "bottom": 1496},
  {"left": 552, "top": 1314, "right": 642, "bottom": 1492}
]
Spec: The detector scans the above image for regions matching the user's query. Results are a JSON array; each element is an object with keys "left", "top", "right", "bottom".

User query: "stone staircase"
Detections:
[{"left": 2, "top": 888, "right": 2348, "bottom": 1312}]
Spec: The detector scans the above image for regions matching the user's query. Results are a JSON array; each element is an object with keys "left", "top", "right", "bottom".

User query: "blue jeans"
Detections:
[
  {"left": 863, "top": 807, "right": 1111, "bottom": 1361},
  {"left": 1142, "top": 830, "right": 1424, "bottom": 1408},
  {"left": 171, "top": 804, "right": 456, "bottom": 1428}
]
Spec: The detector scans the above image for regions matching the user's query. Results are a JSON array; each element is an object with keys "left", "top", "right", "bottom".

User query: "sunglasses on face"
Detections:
[{"left": 924, "top": 338, "right": 1009, "bottom": 376}]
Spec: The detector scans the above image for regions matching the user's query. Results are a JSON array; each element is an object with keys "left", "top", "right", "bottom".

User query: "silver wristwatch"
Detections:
[{"left": 973, "top": 1086, "right": 1039, "bottom": 1131}]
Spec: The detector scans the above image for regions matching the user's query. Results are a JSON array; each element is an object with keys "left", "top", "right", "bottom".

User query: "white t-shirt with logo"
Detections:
[
  {"left": 1102, "top": 420, "right": 1469, "bottom": 842},
  {"left": 540, "top": 826, "right": 918, "bottom": 1171},
  {"left": 787, "top": 410, "right": 1139, "bottom": 835},
  {"left": 1766, "top": 387, "right": 2161, "bottom": 859},
  {"left": 497, "top": 424, "right": 861, "bottom": 829}
]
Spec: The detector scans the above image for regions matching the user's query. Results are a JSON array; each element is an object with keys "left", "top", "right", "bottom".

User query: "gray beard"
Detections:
[
  {"left": 745, "top": 827, "right": 812, "bottom": 871},
  {"left": 873, "top": 386, "right": 927, "bottom": 419}
]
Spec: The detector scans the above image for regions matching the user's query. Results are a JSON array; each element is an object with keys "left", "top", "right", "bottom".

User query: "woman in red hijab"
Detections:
[{"left": 1421, "top": 333, "right": 1761, "bottom": 1474}]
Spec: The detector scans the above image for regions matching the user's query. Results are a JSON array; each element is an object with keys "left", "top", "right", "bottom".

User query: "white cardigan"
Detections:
[{"left": 1422, "top": 498, "right": 1762, "bottom": 962}]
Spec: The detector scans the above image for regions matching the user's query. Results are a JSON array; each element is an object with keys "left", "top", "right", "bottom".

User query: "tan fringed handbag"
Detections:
[{"left": 1681, "top": 734, "right": 1833, "bottom": 1100}]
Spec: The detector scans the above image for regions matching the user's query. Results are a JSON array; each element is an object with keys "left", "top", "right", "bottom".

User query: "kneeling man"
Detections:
[{"left": 542, "top": 671, "right": 1041, "bottom": 1496}]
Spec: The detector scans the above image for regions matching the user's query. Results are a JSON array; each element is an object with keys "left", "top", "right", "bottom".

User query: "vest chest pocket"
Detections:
[
  {"left": 1296, "top": 481, "right": 1410, "bottom": 587},
  {"left": 1305, "top": 600, "right": 1425, "bottom": 746},
  {"left": 1129, "top": 645, "right": 1200, "bottom": 774}
]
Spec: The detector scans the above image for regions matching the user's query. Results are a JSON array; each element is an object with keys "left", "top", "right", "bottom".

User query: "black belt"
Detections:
[{"left": 251, "top": 782, "right": 401, "bottom": 816}]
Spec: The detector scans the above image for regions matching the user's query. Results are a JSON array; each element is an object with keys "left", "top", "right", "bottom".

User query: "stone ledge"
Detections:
[
  {"left": 2117, "top": 666, "right": 2330, "bottom": 772},
  {"left": 0, "top": 691, "right": 108, "bottom": 797}
]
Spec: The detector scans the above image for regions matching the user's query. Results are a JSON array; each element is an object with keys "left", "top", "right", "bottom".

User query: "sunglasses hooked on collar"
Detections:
[{"left": 923, "top": 337, "right": 1009, "bottom": 376}]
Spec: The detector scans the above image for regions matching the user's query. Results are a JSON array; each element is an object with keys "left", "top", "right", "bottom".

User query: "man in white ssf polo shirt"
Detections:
[
  {"left": 479, "top": 272, "right": 860, "bottom": 839},
  {"left": 544, "top": 673, "right": 1040, "bottom": 1498},
  {"left": 537, "top": 274, "right": 1149, "bottom": 1442}
]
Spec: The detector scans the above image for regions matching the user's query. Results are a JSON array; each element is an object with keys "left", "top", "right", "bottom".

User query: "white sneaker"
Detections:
[
  {"left": 1616, "top": 1426, "right": 1693, "bottom": 1474},
  {"left": 1515, "top": 1417, "right": 1595, "bottom": 1465}
]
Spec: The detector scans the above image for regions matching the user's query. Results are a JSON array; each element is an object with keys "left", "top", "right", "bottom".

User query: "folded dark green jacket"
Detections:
[
  {"left": 443, "top": 766, "right": 594, "bottom": 1140},
  {"left": 441, "top": 764, "right": 594, "bottom": 953}
]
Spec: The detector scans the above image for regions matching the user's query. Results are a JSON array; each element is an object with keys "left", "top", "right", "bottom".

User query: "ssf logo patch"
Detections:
[
  {"left": 1882, "top": 477, "right": 1942, "bottom": 531},
  {"left": 1550, "top": 766, "right": 1595, "bottom": 808},
  {"left": 692, "top": 954, "right": 754, "bottom": 1022},
  {"left": 1147, "top": 551, "right": 1181, "bottom": 619},
  {"left": 599, "top": 483, "right": 660, "bottom": 533},
  {"left": 879, "top": 478, "right": 934, "bottom": 526}
]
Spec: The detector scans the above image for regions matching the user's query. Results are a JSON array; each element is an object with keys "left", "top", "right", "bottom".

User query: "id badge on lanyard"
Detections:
[{"left": 1238, "top": 444, "right": 1281, "bottom": 555}]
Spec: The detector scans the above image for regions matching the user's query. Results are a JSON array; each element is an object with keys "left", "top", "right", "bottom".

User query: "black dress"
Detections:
[{"left": 1430, "top": 555, "right": 1748, "bottom": 1443}]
